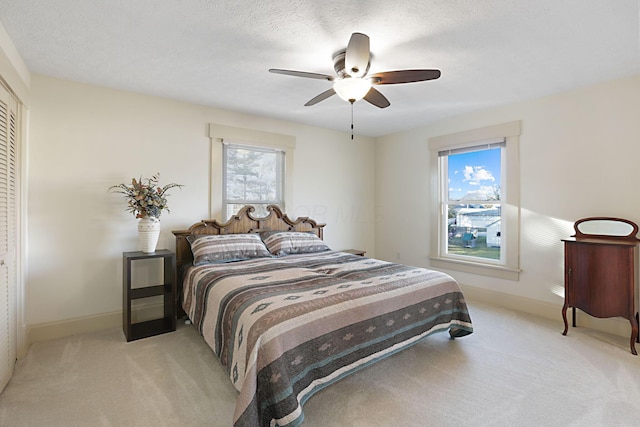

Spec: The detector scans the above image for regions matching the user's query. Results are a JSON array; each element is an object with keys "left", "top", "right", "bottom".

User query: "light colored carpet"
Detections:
[{"left": 1, "top": 300, "right": 639, "bottom": 427}]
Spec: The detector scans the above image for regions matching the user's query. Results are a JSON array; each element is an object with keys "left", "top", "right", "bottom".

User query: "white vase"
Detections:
[{"left": 138, "top": 217, "right": 160, "bottom": 253}]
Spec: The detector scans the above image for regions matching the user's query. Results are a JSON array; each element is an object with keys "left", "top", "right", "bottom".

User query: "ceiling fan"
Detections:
[{"left": 269, "top": 32, "right": 441, "bottom": 108}]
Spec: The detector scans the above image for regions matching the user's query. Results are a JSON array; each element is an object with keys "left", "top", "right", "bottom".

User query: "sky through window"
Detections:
[{"left": 448, "top": 148, "right": 501, "bottom": 201}]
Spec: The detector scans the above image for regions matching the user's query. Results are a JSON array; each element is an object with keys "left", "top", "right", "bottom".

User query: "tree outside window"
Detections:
[{"left": 223, "top": 144, "right": 284, "bottom": 219}]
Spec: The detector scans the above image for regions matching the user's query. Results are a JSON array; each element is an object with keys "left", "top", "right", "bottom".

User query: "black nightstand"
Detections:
[
  {"left": 122, "top": 250, "right": 176, "bottom": 341},
  {"left": 342, "top": 249, "right": 366, "bottom": 256}
]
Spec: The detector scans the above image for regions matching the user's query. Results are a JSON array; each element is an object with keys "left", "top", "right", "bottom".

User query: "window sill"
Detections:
[{"left": 429, "top": 256, "right": 520, "bottom": 281}]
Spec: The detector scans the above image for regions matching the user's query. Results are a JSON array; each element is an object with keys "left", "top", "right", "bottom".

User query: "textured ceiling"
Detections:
[{"left": 0, "top": 0, "right": 639, "bottom": 137}]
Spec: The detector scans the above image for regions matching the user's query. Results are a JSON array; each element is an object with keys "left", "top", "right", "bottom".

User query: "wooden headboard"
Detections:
[{"left": 171, "top": 205, "right": 326, "bottom": 316}]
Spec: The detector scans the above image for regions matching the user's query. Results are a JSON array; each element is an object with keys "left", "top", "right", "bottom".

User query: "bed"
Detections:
[{"left": 172, "top": 205, "right": 473, "bottom": 427}]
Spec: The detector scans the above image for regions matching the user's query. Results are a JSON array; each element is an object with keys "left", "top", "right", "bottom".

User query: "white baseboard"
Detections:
[
  {"left": 460, "top": 283, "right": 633, "bottom": 339},
  {"left": 27, "top": 303, "right": 165, "bottom": 345},
  {"left": 28, "top": 311, "right": 121, "bottom": 344}
]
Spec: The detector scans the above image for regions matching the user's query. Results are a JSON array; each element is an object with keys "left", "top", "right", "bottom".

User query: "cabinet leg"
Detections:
[
  {"left": 631, "top": 314, "right": 639, "bottom": 356},
  {"left": 561, "top": 304, "right": 569, "bottom": 335},
  {"left": 572, "top": 307, "right": 576, "bottom": 327}
]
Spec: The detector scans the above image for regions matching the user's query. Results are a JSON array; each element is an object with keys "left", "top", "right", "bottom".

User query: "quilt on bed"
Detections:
[{"left": 182, "top": 250, "right": 473, "bottom": 427}]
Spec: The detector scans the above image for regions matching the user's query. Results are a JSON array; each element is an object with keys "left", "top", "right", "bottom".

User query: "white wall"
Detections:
[
  {"left": 376, "top": 74, "right": 640, "bottom": 314},
  {"left": 27, "top": 74, "right": 376, "bottom": 328}
]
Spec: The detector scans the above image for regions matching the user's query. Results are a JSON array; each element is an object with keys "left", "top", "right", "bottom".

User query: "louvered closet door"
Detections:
[{"left": 0, "top": 83, "right": 17, "bottom": 393}]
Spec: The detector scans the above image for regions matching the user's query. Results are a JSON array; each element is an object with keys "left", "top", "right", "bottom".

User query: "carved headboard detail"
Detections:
[{"left": 171, "top": 204, "right": 326, "bottom": 280}]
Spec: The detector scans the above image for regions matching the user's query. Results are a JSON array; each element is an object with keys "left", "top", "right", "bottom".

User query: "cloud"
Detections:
[{"left": 463, "top": 165, "right": 495, "bottom": 185}]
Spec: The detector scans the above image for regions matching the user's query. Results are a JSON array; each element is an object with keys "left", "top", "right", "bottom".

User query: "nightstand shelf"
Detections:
[
  {"left": 130, "top": 284, "right": 168, "bottom": 299},
  {"left": 123, "top": 250, "right": 176, "bottom": 342},
  {"left": 128, "top": 318, "right": 175, "bottom": 341}
]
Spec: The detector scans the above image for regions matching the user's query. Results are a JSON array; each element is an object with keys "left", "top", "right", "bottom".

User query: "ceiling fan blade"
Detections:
[
  {"left": 370, "top": 69, "right": 441, "bottom": 85},
  {"left": 363, "top": 87, "right": 390, "bottom": 109},
  {"left": 305, "top": 88, "right": 336, "bottom": 106},
  {"left": 269, "top": 69, "right": 334, "bottom": 81},
  {"left": 345, "top": 33, "right": 370, "bottom": 77}
]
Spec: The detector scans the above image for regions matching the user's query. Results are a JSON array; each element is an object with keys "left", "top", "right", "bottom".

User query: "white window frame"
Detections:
[
  {"left": 209, "top": 124, "right": 295, "bottom": 220},
  {"left": 428, "top": 121, "right": 521, "bottom": 280},
  {"left": 439, "top": 141, "right": 505, "bottom": 264}
]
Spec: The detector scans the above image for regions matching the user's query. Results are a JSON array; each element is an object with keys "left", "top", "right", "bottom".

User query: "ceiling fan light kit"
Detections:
[{"left": 333, "top": 77, "right": 372, "bottom": 103}]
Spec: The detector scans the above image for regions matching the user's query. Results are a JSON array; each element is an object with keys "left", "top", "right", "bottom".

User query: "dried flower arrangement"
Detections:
[{"left": 109, "top": 173, "right": 183, "bottom": 219}]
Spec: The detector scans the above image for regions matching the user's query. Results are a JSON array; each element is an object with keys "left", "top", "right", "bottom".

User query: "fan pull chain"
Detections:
[{"left": 350, "top": 100, "right": 355, "bottom": 140}]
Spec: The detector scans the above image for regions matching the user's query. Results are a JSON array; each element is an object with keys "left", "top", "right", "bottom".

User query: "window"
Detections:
[
  {"left": 223, "top": 143, "right": 285, "bottom": 219},
  {"left": 440, "top": 142, "right": 504, "bottom": 262},
  {"left": 429, "top": 121, "right": 521, "bottom": 280},
  {"left": 209, "top": 124, "right": 295, "bottom": 220}
]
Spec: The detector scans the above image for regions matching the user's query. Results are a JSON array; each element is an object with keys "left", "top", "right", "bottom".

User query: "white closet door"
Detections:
[{"left": 0, "top": 82, "right": 17, "bottom": 393}]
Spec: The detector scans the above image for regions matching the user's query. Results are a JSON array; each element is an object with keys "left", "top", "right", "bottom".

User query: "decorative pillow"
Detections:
[
  {"left": 187, "top": 233, "right": 271, "bottom": 265},
  {"left": 260, "top": 231, "right": 331, "bottom": 256}
]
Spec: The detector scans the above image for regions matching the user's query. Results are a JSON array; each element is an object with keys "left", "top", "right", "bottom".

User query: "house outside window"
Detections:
[{"left": 428, "top": 121, "right": 521, "bottom": 280}]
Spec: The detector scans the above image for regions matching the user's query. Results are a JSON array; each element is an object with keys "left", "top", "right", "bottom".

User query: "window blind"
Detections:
[{"left": 438, "top": 138, "right": 506, "bottom": 157}]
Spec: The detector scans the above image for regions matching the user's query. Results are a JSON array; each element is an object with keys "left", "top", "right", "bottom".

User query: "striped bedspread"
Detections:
[{"left": 182, "top": 250, "right": 473, "bottom": 427}]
